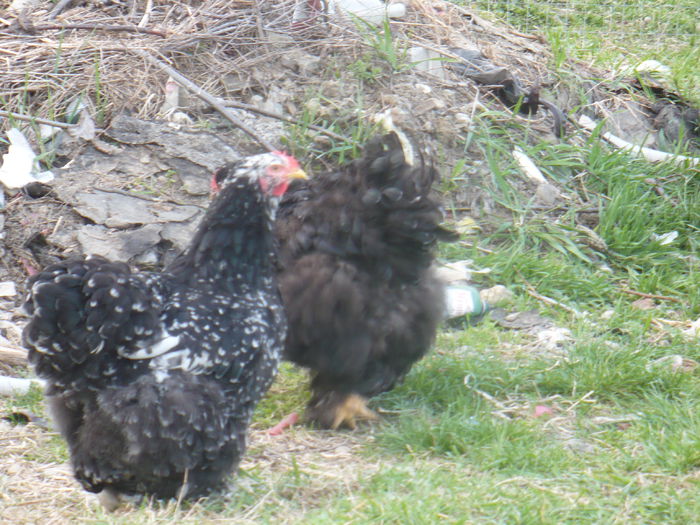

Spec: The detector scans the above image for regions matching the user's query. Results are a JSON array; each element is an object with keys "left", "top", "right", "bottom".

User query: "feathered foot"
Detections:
[
  {"left": 97, "top": 489, "right": 143, "bottom": 512},
  {"left": 307, "top": 392, "right": 378, "bottom": 430},
  {"left": 97, "top": 488, "right": 122, "bottom": 512}
]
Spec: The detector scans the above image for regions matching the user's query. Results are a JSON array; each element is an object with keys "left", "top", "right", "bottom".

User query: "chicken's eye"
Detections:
[{"left": 268, "top": 163, "right": 285, "bottom": 175}]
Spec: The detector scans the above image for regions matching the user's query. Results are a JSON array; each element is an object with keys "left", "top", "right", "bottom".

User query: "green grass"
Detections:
[
  {"left": 456, "top": 0, "right": 700, "bottom": 104},
  {"left": 448, "top": 109, "right": 700, "bottom": 315}
]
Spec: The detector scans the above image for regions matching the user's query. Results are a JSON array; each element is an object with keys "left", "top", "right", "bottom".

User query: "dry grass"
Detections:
[
  {"left": 0, "top": 0, "right": 573, "bottom": 131},
  {"left": 0, "top": 411, "right": 382, "bottom": 523},
  {"left": 0, "top": 422, "right": 93, "bottom": 524}
]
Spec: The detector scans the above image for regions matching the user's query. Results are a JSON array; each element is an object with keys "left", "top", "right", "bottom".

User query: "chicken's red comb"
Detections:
[{"left": 273, "top": 151, "right": 300, "bottom": 170}]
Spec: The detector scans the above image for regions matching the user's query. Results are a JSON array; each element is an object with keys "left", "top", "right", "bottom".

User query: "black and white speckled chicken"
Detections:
[
  {"left": 276, "top": 134, "right": 458, "bottom": 429},
  {"left": 22, "top": 152, "right": 306, "bottom": 508}
]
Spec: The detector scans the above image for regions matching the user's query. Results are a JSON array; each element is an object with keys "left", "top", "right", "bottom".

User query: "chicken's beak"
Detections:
[{"left": 286, "top": 168, "right": 308, "bottom": 180}]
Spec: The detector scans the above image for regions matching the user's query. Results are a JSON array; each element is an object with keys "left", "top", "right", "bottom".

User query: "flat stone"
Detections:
[
  {"left": 77, "top": 224, "right": 163, "bottom": 262},
  {"left": 71, "top": 190, "right": 200, "bottom": 229}
]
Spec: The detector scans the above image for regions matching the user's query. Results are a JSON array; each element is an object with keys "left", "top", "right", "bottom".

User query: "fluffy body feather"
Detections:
[
  {"left": 276, "top": 135, "right": 457, "bottom": 429},
  {"left": 22, "top": 153, "right": 304, "bottom": 504}
]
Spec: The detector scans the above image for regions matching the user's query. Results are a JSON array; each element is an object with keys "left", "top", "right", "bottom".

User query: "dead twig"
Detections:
[
  {"left": 467, "top": 387, "right": 513, "bottom": 420},
  {"left": 525, "top": 288, "right": 580, "bottom": 316},
  {"left": 620, "top": 288, "right": 681, "bottom": 303},
  {"left": 32, "top": 24, "right": 168, "bottom": 38},
  {"left": 515, "top": 268, "right": 580, "bottom": 315},
  {"left": 133, "top": 49, "right": 276, "bottom": 152},
  {"left": 0, "top": 110, "right": 75, "bottom": 130},
  {"left": 138, "top": 0, "right": 154, "bottom": 28},
  {"left": 47, "top": 0, "right": 74, "bottom": 20}
]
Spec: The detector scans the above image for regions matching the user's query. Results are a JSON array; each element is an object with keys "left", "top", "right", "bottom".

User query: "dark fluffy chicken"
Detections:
[
  {"left": 276, "top": 134, "right": 458, "bottom": 429},
  {"left": 22, "top": 152, "right": 306, "bottom": 508}
]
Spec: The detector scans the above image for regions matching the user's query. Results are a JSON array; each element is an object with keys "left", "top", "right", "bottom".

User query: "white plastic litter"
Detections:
[
  {"left": 0, "top": 128, "right": 55, "bottom": 190},
  {"left": 652, "top": 231, "right": 678, "bottom": 245},
  {"left": 0, "top": 375, "right": 45, "bottom": 396},
  {"left": 513, "top": 147, "right": 546, "bottom": 184},
  {"left": 578, "top": 115, "right": 700, "bottom": 166},
  {"left": 0, "top": 281, "right": 17, "bottom": 297},
  {"left": 330, "top": 0, "right": 406, "bottom": 25}
]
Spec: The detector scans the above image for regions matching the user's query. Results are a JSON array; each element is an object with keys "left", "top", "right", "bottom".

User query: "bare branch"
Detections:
[
  {"left": 0, "top": 110, "right": 76, "bottom": 130},
  {"left": 47, "top": 0, "right": 74, "bottom": 20},
  {"left": 33, "top": 23, "right": 168, "bottom": 38},
  {"left": 133, "top": 49, "right": 276, "bottom": 152},
  {"left": 620, "top": 288, "right": 681, "bottom": 303}
]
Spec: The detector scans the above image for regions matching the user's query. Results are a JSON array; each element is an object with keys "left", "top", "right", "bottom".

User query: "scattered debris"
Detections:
[
  {"left": 646, "top": 355, "right": 699, "bottom": 374},
  {"left": 0, "top": 282, "right": 17, "bottom": 297},
  {"left": 513, "top": 147, "right": 546, "bottom": 184},
  {"left": 444, "top": 285, "right": 490, "bottom": 319},
  {"left": 0, "top": 376, "right": 44, "bottom": 396},
  {"left": 684, "top": 318, "right": 700, "bottom": 339},
  {"left": 490, "top": 309, "right": 572, "bottom": 355},
  {"left": 479, "top": 285, "right": 513, "bottom": 306},
  {"left": 651, "top": 101, "right": 699, "bottom": 147},
  {"left": 449, "top": 47, "right": 566, "bottom": 137},
  {"left": 0, "top": 129, "right": 54, "bottom": 191},
  {"left": 633, "top": 60, "right": 674, "bottom": 93},
  {"left": 621, "top": 288, "right": 680, "bottom": 303},
  {"left": 533, "top": 405, "right": 554, "bottom": 417},
  {"left": 651, "top": 317, "right": 700, "bottom": 340},
  {"left": 0, "top": 0, "right": 695, "bottom": 520},
  {"left": 533, "top": 326, "right": 573, "bottom": 352},
  {"left": 578, "top": 114, "right": 700, "bottom": 165},
  {"left": 434, "top": 260, "right": 481, "bottom": 283},
  {"left": 134, "top": 50, "right": 278, "bottom": 152},
  {"left": 524, "top": 287, "right": 581, "bottom": 316},
  {"left": 295, "top": 0, "right": 407, "bottom": 27},
  {"left": 407, "top": 46, "right": 448, "bottom": 79},
  {"left": 607, "top": 103, "right": 657, "bottom": 147},
  {"left": 76, "top": 224, "right": 163, "bottom": 263},
  {"left": 103, "top": 114, "right": 241, "bottom": 193},
  {"left": 600, "top": 310, "right": 615, "bottom": 320},
  {"left": 0, "top": 110, "right": 76, "bottom": 131},
  {"left": 651, "top": 231, "right": 678, "bottom": 245},
  {"left": 534, "top": 183, "right": 562, "bottom": 207},
  {"left": 588, "top": 414, "right": 640, "bottom": 427},
  {"left": 66, "top": 109, "right": 97, "bottom": 142}
]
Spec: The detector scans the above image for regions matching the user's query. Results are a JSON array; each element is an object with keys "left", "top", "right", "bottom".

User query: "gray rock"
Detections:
[
  {"left": 607, "top": 104, "right": 656, "bottom": 147},
  {"left": 535, "top": 183, "right": 561, "bottom": 207},
  {"left": 77, "top": 224, "right": 163, "bottom": 262},
  {"left": 70, "top": 190, "right": 200, "bottom": 229}
]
